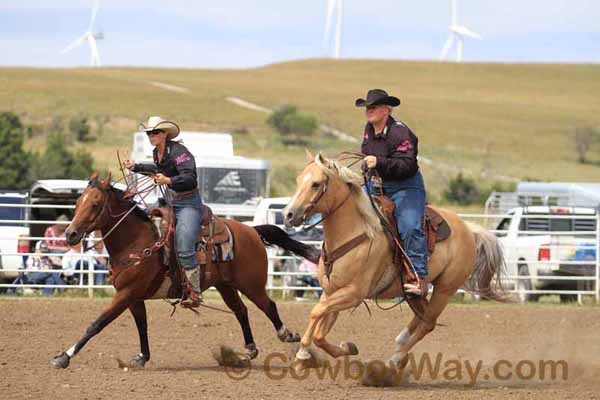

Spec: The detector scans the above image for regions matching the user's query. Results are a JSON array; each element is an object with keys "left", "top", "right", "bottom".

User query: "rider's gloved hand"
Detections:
[
  {"left": 122, "top": 159, "right": 135, "bottom": 170},
  {"left": 153, "top": 173, "right": 172, "bottom": 186},
  {"left": 364, "top": 155, "right": 377, "bottom": 169}
]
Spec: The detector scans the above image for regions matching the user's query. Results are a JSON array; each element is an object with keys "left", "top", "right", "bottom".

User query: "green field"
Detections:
[{"left": 2, "top": 59, "right": 599, "bottom": 204}]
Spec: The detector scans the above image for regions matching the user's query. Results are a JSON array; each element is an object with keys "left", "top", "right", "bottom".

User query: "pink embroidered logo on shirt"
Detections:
[
  {"left": 396, "top": 140, "right": 413, "bottom": 152},
  {"left": 175, "top": 153, "right": 191, "bottom": 165}
]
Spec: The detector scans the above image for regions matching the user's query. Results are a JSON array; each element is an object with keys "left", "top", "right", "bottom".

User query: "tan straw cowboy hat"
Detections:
[{"left": 139, "top": 116, "right": 181, "bottom": 140}]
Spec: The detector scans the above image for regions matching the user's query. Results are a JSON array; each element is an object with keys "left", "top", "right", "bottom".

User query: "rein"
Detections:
[
  {"left": 81, "top": 173, "right": 176, "bottom": 286},
  {"left": 307, "top": 152, "right": 428, "bottom": 319},
  {"left": 80, "top": 174, "right": 160, "bottom": 253},
  {"left": 127, "top": 185, "right": 175, "bottom": 266},
  {"left": 77, "top": 157, "right": 231, "bottom": 315},
  {"left": 302, "top": 188, "right": 352, "bottom": 232},
  {"left": 361, "top": 169, "right": 430, "bottom": 319}
]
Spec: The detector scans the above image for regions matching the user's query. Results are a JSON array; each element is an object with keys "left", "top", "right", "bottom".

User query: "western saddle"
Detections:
[
  {"left": 150, "top": 204, "right": 234, "bottom": 294},
  {"left": 373, "top": 194, "right": 451, "bottom": 281}
]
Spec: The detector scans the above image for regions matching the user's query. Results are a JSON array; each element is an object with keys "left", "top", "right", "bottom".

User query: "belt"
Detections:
[{"left": 170, "top": 188, "right": 199, "bottom": 200}]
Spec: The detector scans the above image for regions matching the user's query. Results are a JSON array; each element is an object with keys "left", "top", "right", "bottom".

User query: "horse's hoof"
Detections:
[
  {"left": 278, "top": 328, "right": 301, "bottom": 343},
  {"left": 50, "top": 352, "right": 70, "bottom": 369},
  {"left": 291, "top": 356, "right": 313, "bottom": 373},
  {"left": 130, "top": 354, "right": 148, "bottom": 368},
  {"left": 341, "top": 341, "right": 359, "bottom": 356},
  {"left": 245, "top": 343, "right": 259, "bottom": 360},
  {"left": 284, "top": 332, "right": 301, "bottom": 343},
  {"left": 290, "top": 347, "right": 325, "bottom": 370}
]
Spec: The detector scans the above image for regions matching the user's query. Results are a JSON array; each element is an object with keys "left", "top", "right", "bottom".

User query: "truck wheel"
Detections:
[{"left": 517, "top": 265, "right": 539, "bottom": 303}]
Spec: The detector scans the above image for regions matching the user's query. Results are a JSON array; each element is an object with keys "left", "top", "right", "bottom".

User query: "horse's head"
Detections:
[
  {"left": 284, "top": 152, "right": 342, "bottom": 228},
  {"left": 65, "top": 172, "right": 113, "bottom": 245}
]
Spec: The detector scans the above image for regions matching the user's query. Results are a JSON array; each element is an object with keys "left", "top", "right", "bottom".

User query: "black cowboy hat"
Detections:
[{"left": 355, "top": 89, "right": 400, "bottom": 107}]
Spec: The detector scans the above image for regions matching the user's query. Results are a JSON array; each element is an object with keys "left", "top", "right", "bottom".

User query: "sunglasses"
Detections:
[{"left": 146, "top": 129, "right": 164, "bottom": 136}]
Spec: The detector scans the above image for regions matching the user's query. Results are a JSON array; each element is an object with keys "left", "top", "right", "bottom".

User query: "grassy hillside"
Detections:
[{"left": 2, "top": 59, "right": 600, "bottom": 205}]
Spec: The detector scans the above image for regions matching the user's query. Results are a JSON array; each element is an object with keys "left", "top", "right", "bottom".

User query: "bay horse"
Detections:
[
  {"left": 282, "top": 153, "right": 506, "bottom": 385},
  {"left": 50, "top": 173, "right": 318, "bottom": 369}
]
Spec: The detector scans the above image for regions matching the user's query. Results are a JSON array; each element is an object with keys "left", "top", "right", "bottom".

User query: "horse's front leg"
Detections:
[
  {"left": 312, "top": 311, "right": 358, "bottom": 358},
  {"left": 50, "top": 291, "right": 132, "bottom": 369},
  {"left": 295, "top": 285, "right": 362, "bottom": 362},
  {"left": 128, "top": 300, "right": 150, "bottom": 368}
]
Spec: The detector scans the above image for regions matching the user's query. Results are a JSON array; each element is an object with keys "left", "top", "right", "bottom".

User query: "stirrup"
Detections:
[
  {"left": 403, "top": 279, "right": 428, "bottom": 297},
  {"left": 181, "top": 267, "right": 202, "bottom": 308},
  {"left": 180, "top": 271, "right": 202, "bottom": 308},
  {"left": 181, "top": 290, "right": 202, "bottom": 308}
]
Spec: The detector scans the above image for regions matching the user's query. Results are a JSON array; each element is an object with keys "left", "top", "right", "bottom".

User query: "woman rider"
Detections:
[
  {"left": 357, "top": 89, "right": 429, "bottom": 297},
  {"left": 123, "top": 116, "right": 203, "bottom": 308}
]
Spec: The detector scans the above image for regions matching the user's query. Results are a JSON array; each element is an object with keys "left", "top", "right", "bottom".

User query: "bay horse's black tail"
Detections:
[{"left": 253, "top": 224, "right": 320, "bottom": 264}]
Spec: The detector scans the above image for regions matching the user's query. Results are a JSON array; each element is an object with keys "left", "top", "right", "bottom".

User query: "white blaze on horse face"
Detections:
[
  {"left": 77, "top": 191, "right": 98, "bottom": 225},
  {"left": 288, "top": 172, "right": 312, "bottom": 211}
]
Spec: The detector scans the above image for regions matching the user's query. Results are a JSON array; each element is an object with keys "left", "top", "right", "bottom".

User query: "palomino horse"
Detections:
[
  {"left": 282, "top": 154, "right": 506, "bottom": 385},
  {"left": 50, "top": 173, "right": 317, "bottom": 369}
]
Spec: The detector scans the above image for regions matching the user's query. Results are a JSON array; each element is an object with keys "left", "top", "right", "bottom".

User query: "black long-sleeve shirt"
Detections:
[
  {"left": 132, "top": 140, "right": 198, "bottom": 192},
  {"left": 360, "top": 116, "right": 419, "bottom": 182}
]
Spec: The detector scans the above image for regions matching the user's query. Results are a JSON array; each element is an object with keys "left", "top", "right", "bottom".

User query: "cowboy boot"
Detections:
[{"left": 181, "top": 267, "right": 202, "bottom": 308}]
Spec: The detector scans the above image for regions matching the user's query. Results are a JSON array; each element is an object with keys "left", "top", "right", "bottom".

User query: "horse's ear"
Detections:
[
  {"left": 89, "top": 171, "right": 99, "bottom": 182},
  {"left": 305, "top": 148, "right": 314, "bottom": 163},
  {"left": 316, "top": 152, "right": 329, "bottom": 167},
  {"left": 102, "top": 172, "right": 112, "bottom": 189}
]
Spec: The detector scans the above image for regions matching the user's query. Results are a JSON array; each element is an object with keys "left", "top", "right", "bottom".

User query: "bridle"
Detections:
[
  {"left": 302, "top": 176, "right": 329, "bottom": 220},
  {"left": 76, "top": 186, "right": 111, "bottom": 252},
  {"left": 297, "top": 169, "right": 352, "bottom": 231},
  {"left": 77, "top": 180, "right": 165, "bottom": 257}
]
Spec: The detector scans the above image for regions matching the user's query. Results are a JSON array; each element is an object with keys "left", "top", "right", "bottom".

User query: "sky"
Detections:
[{"left": 1, "top": 0, "right": 599, "bottom": 68}]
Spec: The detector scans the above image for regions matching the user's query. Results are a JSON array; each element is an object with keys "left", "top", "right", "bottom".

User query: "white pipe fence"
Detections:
[{"left": 1, "top": 203, "right": 598, "bottom": 303}]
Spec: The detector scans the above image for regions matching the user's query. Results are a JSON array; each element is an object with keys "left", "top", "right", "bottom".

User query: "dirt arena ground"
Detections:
[{"left": 1, "top": 297, "right": 598, "bottom": 399}]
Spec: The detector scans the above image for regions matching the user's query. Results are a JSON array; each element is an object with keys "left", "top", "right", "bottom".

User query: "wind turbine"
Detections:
[
  {"left": 61, "top": 0, "right": 103, "bottom": 67},
  {"left": 439, "top": 0, "right": 482, "bottom": 63},
  {"left": 323, "top": 0, "right": 343, "bottom": 59}
]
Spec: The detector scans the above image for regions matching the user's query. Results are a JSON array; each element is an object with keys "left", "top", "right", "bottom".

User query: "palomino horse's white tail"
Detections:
[{"left": 464, "top": 222, "right": 509, "bottom": 302}]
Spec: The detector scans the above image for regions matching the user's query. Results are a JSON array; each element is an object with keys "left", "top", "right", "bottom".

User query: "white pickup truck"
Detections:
[
  {"left": 494, "top": 206, "right": 597, "bottom": 302},
  {"left": 0, "top": 192, "right": 29, "bottom": 282},
  {"left": 0, "top": 181, "right": 100, "bottom": 284}
]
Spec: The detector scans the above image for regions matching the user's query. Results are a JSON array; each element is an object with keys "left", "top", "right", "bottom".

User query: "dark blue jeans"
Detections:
[
  {"left": 173, "top": 192, "right": 204, "bottom": 271},
  {"left": 27, "top": 271, "right": 65, "bottom": 296},
  {"left": 379, "top": 171, "right": 429, "bottom": 278},
  {"left": 74, "top": 260, "right": 109, "bottom": 286}
]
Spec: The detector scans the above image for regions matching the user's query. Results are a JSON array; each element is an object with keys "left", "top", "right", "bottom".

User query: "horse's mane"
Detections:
[
  {"left": 313, "top": 156, "right": 382, "bottom": 239},
  {"left": 88, "top": 179, "right": 152, "bottom": 223}
]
